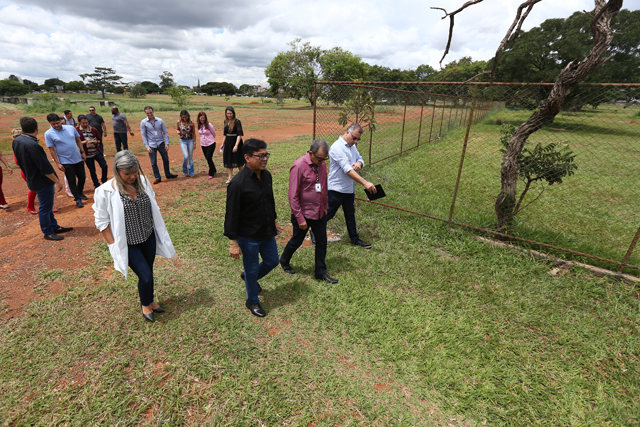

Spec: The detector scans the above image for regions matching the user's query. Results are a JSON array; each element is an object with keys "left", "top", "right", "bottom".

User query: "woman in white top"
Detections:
[{"left": 93, "top": 150, "right": 176, "bottom": 322}]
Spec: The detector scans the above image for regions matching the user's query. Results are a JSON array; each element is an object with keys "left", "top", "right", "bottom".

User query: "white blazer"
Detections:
[{"left": 92, "top": 176, "right": 176, "bottom": 279}]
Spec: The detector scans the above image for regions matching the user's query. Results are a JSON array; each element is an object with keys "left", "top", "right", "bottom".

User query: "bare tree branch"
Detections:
[{"left": 431, "top": 0, "right": 484, "bottom": 67}]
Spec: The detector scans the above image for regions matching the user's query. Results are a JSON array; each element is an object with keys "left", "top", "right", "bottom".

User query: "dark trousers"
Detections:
[
  {"left": 85, "top": 153, "right": 108, "bottom": 187},
  {"left": 201, "top": 143, "right": 217, "bottom": 176},
  {"left": 128, "top": 232, "right": 157, "bottom": 307},
  {"left": 114, "top": 133, "right": 128, "bottom": 152},
  {"left": 62, "top": 161, "right": 86, "bottom": 201},
  {"left": 326, "top": 190, "right": 359, "bottom": 242},
  {"left": 149, "top": 143, "right": 172, "bottom": 179},
  {"left": 280, "top": 214, "right": 327, "bottom": 276},
  {"left": 35, "top": 184, "right": 58, "bottom": 235}
]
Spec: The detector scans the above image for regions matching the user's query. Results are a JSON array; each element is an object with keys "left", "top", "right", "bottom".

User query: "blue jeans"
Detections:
[
  {"left": 237, "top": 236, "right": 279, "bottom": 304},
  {"left": 148, "top": 143, "right": 172, "bottom": 179},
  {"left": 180, "top": 139, "right": 194, "bottom": 176},
  {"left": 326, "top": 190, "right": 359, "bottom": 242},
  {"left": 128, "top": 232, "right": 157, "bottom": 306},
  {"left": 35, "top": 184, "right": 59, "bottom": 235}
]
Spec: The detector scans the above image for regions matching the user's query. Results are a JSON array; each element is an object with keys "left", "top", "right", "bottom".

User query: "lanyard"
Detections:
[{"left": 311, "top": 164, "right": 319, "bottom": 183}]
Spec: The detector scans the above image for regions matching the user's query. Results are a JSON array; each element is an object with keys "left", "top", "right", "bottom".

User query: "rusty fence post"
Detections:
[
  {"left": 619, "top": 223, "right": 640, "bottom": 272},
  {"left": 448, "top": 85, "right": 478, "bottom": 222},
  {"left": 438, "top": 96, "right": 447, "bottom": 138},
  {"left": 428, "top": 95, "right": 437, "bottom": 142},
  {"left": 313, "top": 83, "right": 318, "bottom": 140},
  {"left": 417, "top": 93, "right": 425, "bottom": 147},
  {"left": 369, "top": 88, "right": 377, "bottom": 166},
  {"left": 400, "top": 92, "right": 408, "bottom": 155}
]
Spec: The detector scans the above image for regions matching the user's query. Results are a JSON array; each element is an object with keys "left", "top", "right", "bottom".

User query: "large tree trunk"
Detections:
[{"left": 495, "top": 0, "right": 622, "bottom": 229}]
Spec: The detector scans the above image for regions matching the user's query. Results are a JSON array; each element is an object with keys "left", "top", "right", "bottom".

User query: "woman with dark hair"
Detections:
[
  {"left": 93, "top": 150, "right": 176, "bottom": 322},
  {"left": 176, "top": 110, "right": 197, "bottom": 177},
  {"left": 221, "top": 106, "right": 244, "bottom": 183},
  {"left": 197, "top": 111, "right": 217, "bottom": 179}
]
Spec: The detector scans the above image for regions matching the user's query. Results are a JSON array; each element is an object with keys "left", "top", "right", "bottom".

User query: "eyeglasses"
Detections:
[
  {"left": 249, "top": 152, "right": 270, "bottom": 160},
  {"left": 311, "top": 152, "right": 328, "bottom": 162},
  {"left": 89, "top": 109, "right": 95, "bottom": 112},
  {"left": 350, "top": 133, "right": 361, "bottom": 141}
]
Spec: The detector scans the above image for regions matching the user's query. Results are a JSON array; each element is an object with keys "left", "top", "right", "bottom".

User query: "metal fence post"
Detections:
[
  {"left": 619, "top": 224, "right": 640, "bottom": 272},
  {"left": 428, "top": 95, "right": 437, "bottom": 142},
  {"left": 417, "top": 93, "right": 425, "bottom": 146},
  {"left": 439, "top": 96, "right": 447, "bottom": 138},
  {"left": 400, "top": 92, "right": 408, "bottom": 154},
  {"left": 448, "top": 85, "right": 477, "bottom": 222}
]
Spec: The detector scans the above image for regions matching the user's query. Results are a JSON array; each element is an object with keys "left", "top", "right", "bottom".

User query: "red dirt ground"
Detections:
[{"left": 0, "top": 109, "right": 313, "bottom": 319}]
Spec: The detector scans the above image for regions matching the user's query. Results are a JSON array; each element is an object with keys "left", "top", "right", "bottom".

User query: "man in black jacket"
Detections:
[
  {"left": 224, "top": 138, "right": 280, "bottom": 317},
  {"left": 13, "top": 117, "right": 73, "bottom": 241}
]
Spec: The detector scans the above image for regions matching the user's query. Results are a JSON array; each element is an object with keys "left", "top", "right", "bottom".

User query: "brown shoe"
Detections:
[{"left": 153, "top": 178, "right": 161, "bottom": 185}]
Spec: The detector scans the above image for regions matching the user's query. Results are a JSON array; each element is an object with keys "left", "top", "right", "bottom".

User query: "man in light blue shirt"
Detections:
[
  {"left": 326, "top": 123, "right": 377, "bottom": 248},
  {"left": 140, "top": 106, "right": 178, "bottom": 184},
  {"left": 45, "top": 113, "right": 87, "bottom": 208}
]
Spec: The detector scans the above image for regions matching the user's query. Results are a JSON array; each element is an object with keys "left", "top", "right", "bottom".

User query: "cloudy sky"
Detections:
[{"left": 0, "top": 0, "right": 636, "bottom": 87}]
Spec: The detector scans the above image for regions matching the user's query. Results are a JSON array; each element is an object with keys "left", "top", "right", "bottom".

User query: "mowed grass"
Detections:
[{"left": 1, "top": 128, "right": 639, "bottom": 425}]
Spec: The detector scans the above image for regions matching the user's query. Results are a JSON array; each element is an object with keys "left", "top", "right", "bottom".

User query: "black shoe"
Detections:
[
  {"left": 80, "top": 194, "right": 88, "bottom": 201},
  {"left": 76, "top": 199, "right": 84, "bottom": 208},
  {"left": 153, "top": 178, "right": 162, "bottom": 185},
  {"left": 316, "top": 272, "right": 339, "bottom": 284},
  {"left": 240, "top": 272, "right": 262, "bottom": 293},
  {"left": 166, "top": 174, "right": 178, "bottom": 179},
  {"left": 44, "top": 234, "right": 64, "bottom": 241},
  {"left": 142, "top": 311, "right": 155, "bottom": 322},
  {"left": 54, "top": 227, "right": 73, "bottom": 234},
  {"left": 245, "top": 301, "right": 266, "bottom": 317},
  {"left": 351, "top": 238, "right": 372, "bottom": 249},
  {"left": 309, "top": 229, "right": 316, "bottom": 245},
  {"left": 152, "top": 306, "right": 166, "bottom": 313},
  {"left": 280, "top": 261, "right": 296, "bottom": 274}
]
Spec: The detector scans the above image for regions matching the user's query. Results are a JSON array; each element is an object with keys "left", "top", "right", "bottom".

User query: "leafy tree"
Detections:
[
  {"left": 0, "top": 80, "right": 30, "bottom": 96},
  {"left": 265, "top": 39, "right": 366, "bottom": 106},
  {"left": 79, "top": 67, "right": 122, "bottom": 99},
  {"left": 338, "top": 79, "right": 377, "bottom": 132},
  {"left": 159, "top": 71, "right": 175, "bottom": 90},
  {"left": 44, "top": 78, "right": 66, "bottom": 88},
  {"left": 415, "top": 64, "right": 437, "bottom": 80},
  {"left": 64, "top": 80, "right": 86, "bottom": 91},
  {"left": 140, "top": 81, "right": 161, "bottom": 94},
  {"left": 498, "top": 124, "right": 577, "bottom": 217},
  {"left": 8, "top": 75, "right": 20, "bottom": 82},
  {"left": 129, "top": 84, "right": 147, "bottom": 98},
  {"left": 365, "top": 64, "right": 417, "bottom": 82},
  {"left": 22, "top": 79, "right": 38, "bottom": 90},
  {"left": 167, "top": 85, "right": 191, "bottom": 108},
  {"left": 238, "top": 84, "right": 255, "bottom": 95},
  {"left": 200, "top": 82, "right": 237, "bottom": 96},
  {"left": 113, "top": 86, "right": 125, "bottom": 94}
]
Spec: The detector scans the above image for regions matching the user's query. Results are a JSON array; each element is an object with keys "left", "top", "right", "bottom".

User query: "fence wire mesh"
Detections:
[{"left": 314, "top": 81, "right": 640, "bottom": 273}]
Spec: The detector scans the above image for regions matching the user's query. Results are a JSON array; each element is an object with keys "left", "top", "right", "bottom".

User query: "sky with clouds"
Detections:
[{"left": 0, "top": 0, "right": 636, "bottom": 87}]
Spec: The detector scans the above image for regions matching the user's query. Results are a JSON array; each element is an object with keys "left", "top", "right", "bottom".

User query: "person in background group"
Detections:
[
  {"left": 45, "top": 113, "right": 87, "bottom": 208},
  {"left": 61, "top": 110, "right": 76, "bottom": 127},
  {"left": 11, "top": 128, "right": 57, "bottom": 215},
  {"left": 279, "top": 139, "right": 338, "bottom": 284},
  {"left": 0, "top": 147, "right": 13, "bottom": 209},
  {"left": 77, "top": 114, "right": 108, "bottom": 189},
  {"left": 87, "top": 106, "right": 106, "bottom": 152},
  {"left": 326, "top": 123, "right": 376, "bottom": 248},
  {"left": 221, "top": 106, "right": 244, "bottom": 184},
  {"left": 93, "top": 150, "right": 176, "bottom": 322},
  {"left": 224, "top": 139, "right": 280, "bottom": 318},
  {"left": 176, "top": 110, "right": 197, "bottom": 177},
  {"left": 111, "top": 107, "right": 134, "bottom": 152},
  {"left": 140, "top": 106, "right": 178, "bottom": 185},
  {"left": 13, "top": 117, "right": 72, "bottom": 241},
  {"left": 197, "top": 111, "right": 217, "bottom": 179}
]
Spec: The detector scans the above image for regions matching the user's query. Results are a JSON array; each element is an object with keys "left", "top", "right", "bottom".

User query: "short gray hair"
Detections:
[
  {"left": 112, "top": 150, "right": 145, "bottom": 193},
  {"left": 310, "top": 139, "right": 328, "bottom": 154},
  {"left": 346, "top": 123, "right": 363, "bottom": 134}
]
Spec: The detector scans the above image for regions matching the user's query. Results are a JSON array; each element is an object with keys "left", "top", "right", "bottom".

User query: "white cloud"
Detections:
[{"left": 0, "top": 0, "right": 636, "bottom": 86}]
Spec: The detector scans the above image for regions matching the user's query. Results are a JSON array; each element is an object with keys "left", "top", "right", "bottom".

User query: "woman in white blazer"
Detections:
[{"left": 93, "top": 150, "right": 176, "bottom": 322}]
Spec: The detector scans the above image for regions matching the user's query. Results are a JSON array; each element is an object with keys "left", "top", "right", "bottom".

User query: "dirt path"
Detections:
[{"left": 0, "top": 108, "right": 313, "bottom": 319}]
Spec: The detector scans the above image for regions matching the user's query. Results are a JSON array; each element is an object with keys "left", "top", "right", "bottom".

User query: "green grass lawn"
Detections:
[{"left": 1, "top": 130, "right": 639, "bottom": 425}]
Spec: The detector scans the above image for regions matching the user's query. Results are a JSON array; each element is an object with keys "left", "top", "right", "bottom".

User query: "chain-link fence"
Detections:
[{"left": 314, "top": 81, "right": 640, "bottom": 273}]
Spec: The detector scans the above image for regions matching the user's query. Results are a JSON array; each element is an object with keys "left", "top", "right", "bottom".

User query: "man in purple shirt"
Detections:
[{"left": 279, "top": 139, "right": 338, "bottom": 284}]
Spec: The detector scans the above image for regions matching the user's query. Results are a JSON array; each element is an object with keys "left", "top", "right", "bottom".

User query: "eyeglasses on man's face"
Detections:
[
  {"left": 249, "top": 152, "right": 270, "bottom": 160},
  {"left": 349, "top": 132, "right": 362, "bottom": 141},
  {"left": 311, "top": 151, "right": 328, "bottom": 162}
]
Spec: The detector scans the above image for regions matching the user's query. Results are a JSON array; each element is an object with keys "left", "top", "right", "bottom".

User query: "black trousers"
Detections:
[
  {"left": 280, "top": 214, "right": 327, "bottom": 277},
  {"left": 61, "top": 161, "right": 86, "bottom": 200},
  {"left": 85, "top": 153, "right": 108, "bottom": 187},
  {"left": 114, "top": 133, "right": 128, "bottom": 152},
  {"left": 201, "top": 143, "right": 217, "bottom": 176},
  {"left": 128, "top": 232, "right": 157, "bottom": 306}
]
